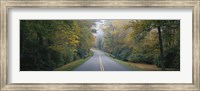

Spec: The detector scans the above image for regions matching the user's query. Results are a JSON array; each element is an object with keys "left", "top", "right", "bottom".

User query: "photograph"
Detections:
[
  {"left": 20, "top": 20, "right": 180, "bottom": 71},
  {"left": 1, "top": 0, "right": 199, "bottom": 90}
]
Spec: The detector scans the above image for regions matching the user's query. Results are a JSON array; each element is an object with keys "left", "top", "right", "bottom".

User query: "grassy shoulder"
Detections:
[
  {"left": 54, "top": 51, "right": 94, "bottom": 71},
  {"left": 101, "top": 50, "right": 162, "bottom": 71},
  {"left": 113, "top": 58, "right": 161, "bottom": 71}
]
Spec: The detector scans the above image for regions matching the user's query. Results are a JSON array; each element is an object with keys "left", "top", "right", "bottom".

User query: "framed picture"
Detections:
[{"left": 0, "top": 0, "right": 199, "bottom": 91}]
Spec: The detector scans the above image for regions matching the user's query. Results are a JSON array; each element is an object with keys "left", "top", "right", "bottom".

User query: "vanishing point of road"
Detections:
[{"left": 73, "top": 49, "right": 130, "bottom": 71}]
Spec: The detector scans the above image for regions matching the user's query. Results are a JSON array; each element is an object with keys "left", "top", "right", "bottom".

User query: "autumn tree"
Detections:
[
  {"left": 20, "top": 20, "right": 95, "bottom": 71},
  {"left": 102, "top": 20, "right": 180, "bottom": 70}
]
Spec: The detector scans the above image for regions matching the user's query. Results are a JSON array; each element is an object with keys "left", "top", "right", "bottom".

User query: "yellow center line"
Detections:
[{"left": 99, "top": 52, "right": 104, "bottom": 71}]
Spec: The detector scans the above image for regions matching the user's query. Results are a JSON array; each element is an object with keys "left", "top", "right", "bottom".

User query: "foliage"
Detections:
[
  {"left": 91, "top": 29, "right": 97, "bottom": 33},
  {"left": 102, "top": 20, "right": 180, "bottom": 70},
  {"left": 20, "top": 20, "right": 95, "bottom": 71},
  {"left": 54, "top": 51, "right": 94, "bottom": 71}
]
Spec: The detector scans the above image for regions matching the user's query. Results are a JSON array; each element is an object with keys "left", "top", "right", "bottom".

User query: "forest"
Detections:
[
  {"left": 20, "top": 20, "right": 95, "bottom": 71},
  {"left": 20, "top": 20, "right": 180, "bottom": 71},
  {"left": 100, "top": 20, "right": 180, "bottom": 70}
]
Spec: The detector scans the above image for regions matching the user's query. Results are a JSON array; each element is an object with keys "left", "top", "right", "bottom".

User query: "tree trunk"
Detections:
[{"left": 158, "top": 26, "right": 165, "bottom": 71}]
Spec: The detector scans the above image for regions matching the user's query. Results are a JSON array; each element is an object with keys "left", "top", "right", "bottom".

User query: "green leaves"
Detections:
[
  {"left": 20, "top": 20, "right": 95, "bottom": 71},
  {"left": 102, "top": 20, "right": 180, "bottom": 70}
]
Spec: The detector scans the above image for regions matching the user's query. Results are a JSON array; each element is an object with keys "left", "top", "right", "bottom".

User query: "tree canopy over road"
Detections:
[{"left": 20, "top": 20, "right": 180, "bottom": 71}]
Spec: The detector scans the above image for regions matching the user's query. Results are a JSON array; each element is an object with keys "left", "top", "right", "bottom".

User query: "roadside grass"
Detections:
[
  {"left": 100, "top": 50, "right": 162, "bottom": 71},
  {"left": 114, "top": 59, "right": 161, "bottom": 71},
  {"left": 54, "top": 51, "right": 94, "bottom": 71}
]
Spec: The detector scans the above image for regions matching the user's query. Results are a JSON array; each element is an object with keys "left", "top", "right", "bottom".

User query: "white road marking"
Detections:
[{"left": 99, "top": 52, "right": 104, "bottom": 71}]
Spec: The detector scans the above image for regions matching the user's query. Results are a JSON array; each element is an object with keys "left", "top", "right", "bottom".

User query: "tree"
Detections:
[
  {"left": 102, "top": 20, "right": 180, "bottom": 70},
  {"left": 157, "top": 22, "right": 165, "bottom": 70},
  {"left": 20, "top": 20, "right": 95, "bottom": 71}
]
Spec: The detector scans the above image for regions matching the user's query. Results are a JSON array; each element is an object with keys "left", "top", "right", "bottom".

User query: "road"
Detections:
[{"left": 73, "top": 49, "right": 130, "bottom": 71}]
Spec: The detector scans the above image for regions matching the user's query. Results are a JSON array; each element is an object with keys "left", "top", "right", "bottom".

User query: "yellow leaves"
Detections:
[
  {"left": 48, "top": 21, "right": 82, "bottom": 56},
  {"left": 67, "top": 33, "right": 79, "bottom": 47},
  {"left": 141, "top": 29, "right": 158, "bottom": 50},
  {"left": 124, "top": 33, "right": 134, "bottom": 48},
  {"left": 48, "top": 45, "right": 65, "bottom": 53},
  {"left": 48, "top": 45, "right": 77, "bottom": 58},
  {"left": 68, "top": 37, "right": 79, "bottom": 47},
  {"left": 72, "top": 48, "right": 77, "bottom": 53},
  {"left": 112, "top": 20, "right": 130, "bottom": 29},
  {"left": 53, "top": 28, "right": 80, "bottom": 47}
]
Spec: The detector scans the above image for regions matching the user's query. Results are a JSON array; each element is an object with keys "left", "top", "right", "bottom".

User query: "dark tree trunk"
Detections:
[{"left": 158, "top": 26, "right": 165, "bottom": 71}]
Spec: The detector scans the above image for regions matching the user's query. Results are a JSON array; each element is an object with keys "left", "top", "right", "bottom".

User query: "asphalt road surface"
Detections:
[{"left": 73, "top": 49, "right": 130, "bottom": 71}]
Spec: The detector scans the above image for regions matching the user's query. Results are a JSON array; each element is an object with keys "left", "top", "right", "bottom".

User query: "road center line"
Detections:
[{"left": 99, "top": 52, "right": 104, "bottom": 71}]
